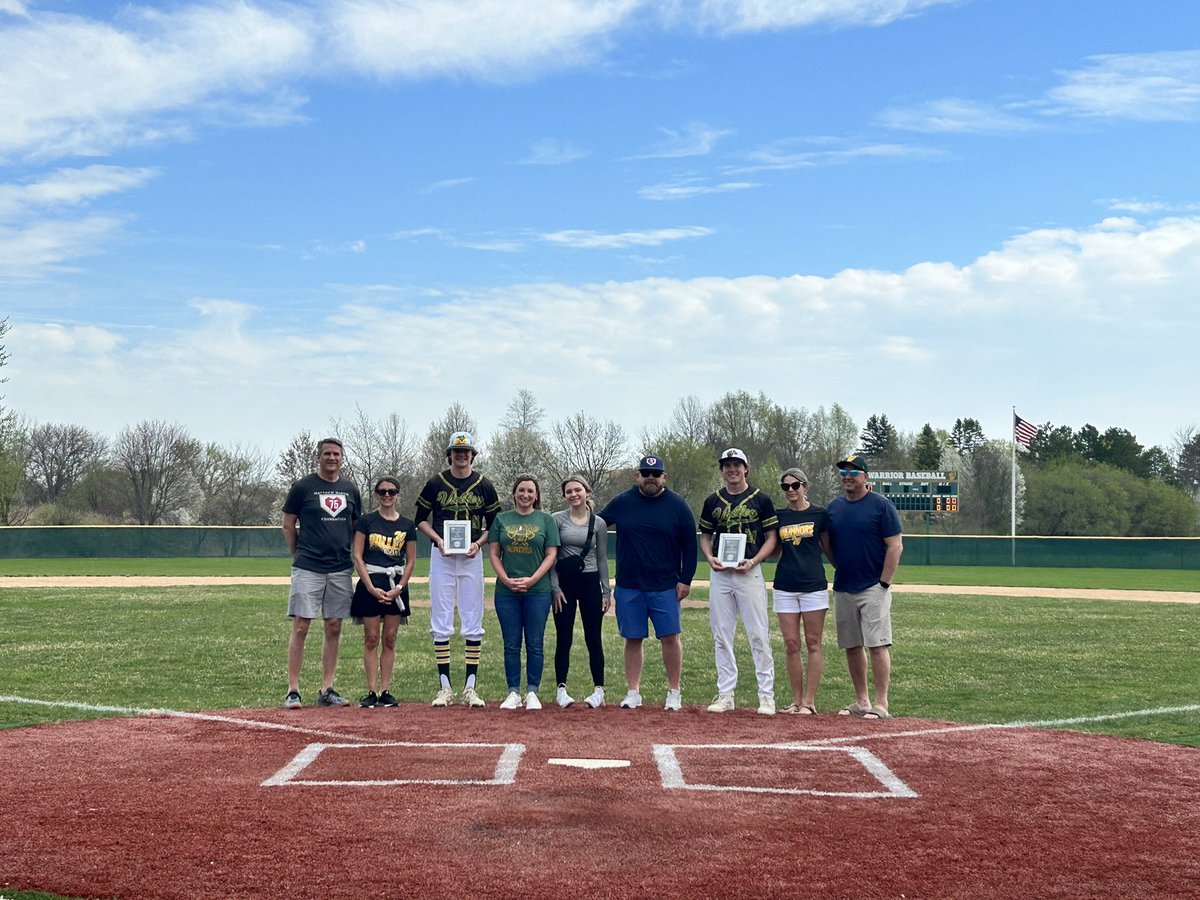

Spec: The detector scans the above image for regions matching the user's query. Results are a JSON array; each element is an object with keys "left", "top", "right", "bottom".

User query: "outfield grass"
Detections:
[
  {"left": 0, "top": 556, "right": 1197, "bottom": 591},
  {"left": 0, "top": 583, "right": 1196, "bottom": 747}
]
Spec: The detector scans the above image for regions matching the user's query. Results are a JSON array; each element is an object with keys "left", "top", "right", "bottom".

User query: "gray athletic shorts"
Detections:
[
  {"left": 288, "top": 567, "right": 353, "bottom": 620},
  {"left": 832, "top": 583, "right": 892, "bottom": 649}
]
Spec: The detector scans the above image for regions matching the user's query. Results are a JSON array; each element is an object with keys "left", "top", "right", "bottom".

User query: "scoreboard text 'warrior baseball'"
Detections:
[{"left": 871, "top": 471, "right": 959, "bottom": 512}]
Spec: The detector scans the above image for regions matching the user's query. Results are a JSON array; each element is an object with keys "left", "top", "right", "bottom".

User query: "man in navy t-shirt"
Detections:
[{"left": 822, "top": 454, "right": 903, "bottom": 720}]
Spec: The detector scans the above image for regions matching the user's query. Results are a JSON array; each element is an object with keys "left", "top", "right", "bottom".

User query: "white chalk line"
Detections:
[
  {"left": 262, "top": 740, "right": 526, "bottom": 788},
  {"left": 0, "top": 694, "right": 376, "bottom": 743}
]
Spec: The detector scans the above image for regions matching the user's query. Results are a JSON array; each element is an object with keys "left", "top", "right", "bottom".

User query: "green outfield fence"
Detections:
[{"left": 0, "top": 526, "right": 1198, "bottom": 569}]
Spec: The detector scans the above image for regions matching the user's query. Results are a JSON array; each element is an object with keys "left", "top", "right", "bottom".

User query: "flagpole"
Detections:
[{"left": 1011, "top": 406, "right": 1017, "bottom": 566}]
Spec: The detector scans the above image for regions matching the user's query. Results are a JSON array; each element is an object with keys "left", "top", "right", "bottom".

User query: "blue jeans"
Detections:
[{"left": 494, "top": 589, "right": 553, "bottom": 693}]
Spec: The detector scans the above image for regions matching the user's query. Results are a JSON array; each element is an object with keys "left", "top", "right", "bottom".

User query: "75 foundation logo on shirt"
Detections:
[{"left": 318, "top": 493, "right": 351, "bottom": 517}]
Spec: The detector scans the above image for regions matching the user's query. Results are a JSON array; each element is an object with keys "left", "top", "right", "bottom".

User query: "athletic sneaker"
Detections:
[
  {"left": 583, "top": 687, "right": 605, "bottom": 709},
  {"left": 317, "top": 687, "right": 350, "bottom": 707},
  {"left": 283, "top": 690, "right": 302, "bottom": 709},
  {"left": 556, "top": 684, "right": 575, "bottom": 708},
  {"left": 431, "top": 687, "right": 455, "bottom": 708},
  {"left": 707, "top": 692, "right": 735, "bottom": 713},
  {"left": 619, "top": 690, "right": 643, "bottom": 709},
  {"left": 664, "top": 688, "right": 682, "bottom": 712},
  {"left": 359, "top": 691, "right": 378, "bottom": 708},
  {"left": 377, "top": 690, "right": 398, "bottom": 708},
  {"left": 500, "top": 690, "right": 523, "bottom": 710},
  {"left": 461, "top": 686, "right": 486, "bottom": 708},
  {"left": 757, "top": 694, "right": 776, "bottom": 716},
  {"left": 525, "top": 691, "right": 543, "bottom": 710}
]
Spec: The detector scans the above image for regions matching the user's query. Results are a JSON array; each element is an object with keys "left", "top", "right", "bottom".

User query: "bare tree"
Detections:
[
  {"left": 25, "top": 423, "right": 108, "bottom": 504},
  {"left": 194, "top": 443, "right": 278, "bottom": 525},
  {"left": 332, "top": 405, "right": 418, "bottom": 498},
  {"left": 418, "top": 403, "right": 478, "bottom": 473},
  {"left": 546, "top": 412, "right": 629, "bottom": 506},
  {"left": 487, "top": 390, "right": 552, "bottom": 499},
  {"left": 276, "top": 430, "right": 316, "bottom": 488},
  {"left": 113, "top": 420, "right": 201, "bottom": 524}
]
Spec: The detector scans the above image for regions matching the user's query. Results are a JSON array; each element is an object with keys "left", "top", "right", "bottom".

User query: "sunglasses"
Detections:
[
  {"left": 638, "top": 470, "right": 664, "bottom": 478},
  {"left": 376, "top": 488, "right": 400, "bottom": 496},
  {"left": 780, "top": 481, "right": 804, "bottom": 491},
  {"left": 838, "top": 469, "right": 863, "bottom": 477}
]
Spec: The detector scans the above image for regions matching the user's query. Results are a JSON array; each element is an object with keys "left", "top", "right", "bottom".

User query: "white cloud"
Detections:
[
  {"left": 541, "top": 225, "right": 714, "bottom": 248},
  {"left": 0, "top": 0, "right": 29, "bottom": 18},
  {"left": 740, "top": 140, "right": 934, "bottom": 171},
  {"left": 639, "top": 179, "right": 758, "bottom": 200},
  {"left": 878, "top": 98, "right": 1037, "bottom": 134},
  {"left": 520, "top": 138, "right": 588, "bottom": 165},
  {"left": 327, "top": 0, "right": 640, "bottom": 80},
  {"left": 634, "top": 122, "right": 733, "bottom": 159},
  {"left": 0, "top": 216, "right": 128, "bottom": 273},
  {"left": 0, "top": 3, "right": 313, "bottom": 160},
  {"left": 1044, "top": 51, "right": 1200, "bottom": 121},
  {"left": 665, "top": 0, "right": 960, "bottom": 34},
  {"left": 0, "top": 165, "right": 159, "bottom": 218},
  {"left": 9, "top": 215, "right": 1199, "bottom": 451},
  {"left": 1102, "top": 198, "right": 1200, "bottom": 215},
  {"left": 420, "top": 177, "right": 475, "bottom": 194}
]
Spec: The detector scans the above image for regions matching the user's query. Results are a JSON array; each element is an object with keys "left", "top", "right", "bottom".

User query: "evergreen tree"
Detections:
[{"left": 913, "top": 424, "right": 943, "bottom": 469}]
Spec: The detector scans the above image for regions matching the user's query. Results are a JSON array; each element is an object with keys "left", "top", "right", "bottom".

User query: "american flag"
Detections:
[{"left": 1013, "top": 413, "right": 1039, "bottom": 448}]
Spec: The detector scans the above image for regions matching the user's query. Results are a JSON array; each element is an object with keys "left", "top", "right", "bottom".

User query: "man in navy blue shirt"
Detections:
[
  {"left": 599, "top": 455, "right": 698, "bottom": 711},
  {"left": 822, "top": 454, "right": 903, "bottom": 719}
]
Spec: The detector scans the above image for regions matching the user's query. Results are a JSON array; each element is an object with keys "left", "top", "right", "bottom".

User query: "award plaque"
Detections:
[
  {"left": 443, "top": 520, "right": 471, "bottom": 554},
  {"left": 717, "top": 532, "right": 747, "bottom": 565}
]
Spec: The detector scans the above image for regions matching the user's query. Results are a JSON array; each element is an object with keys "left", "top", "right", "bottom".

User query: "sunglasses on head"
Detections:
[
  {"left": 780, "top": 481, "right": 804, "bottom": 491},
  {"left": 376, "top": 488, "right": 400, "bottom": 496}
]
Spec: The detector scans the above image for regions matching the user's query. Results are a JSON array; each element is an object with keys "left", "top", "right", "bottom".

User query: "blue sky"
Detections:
[{"left": 3, "top": 0, "right": 1199, "bottom": 458}]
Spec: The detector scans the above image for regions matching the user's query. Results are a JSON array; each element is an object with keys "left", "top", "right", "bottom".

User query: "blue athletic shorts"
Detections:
[{"left": 614, "top": 586, "right": 681, "bottom": 640}]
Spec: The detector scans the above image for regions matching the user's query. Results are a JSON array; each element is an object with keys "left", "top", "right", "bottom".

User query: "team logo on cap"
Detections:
[
  {"left": 453, "top": 435, "right": 470, "bottom": 446},
  {"left": 644, "top": 457, "right": 658, "bottom": 466}
]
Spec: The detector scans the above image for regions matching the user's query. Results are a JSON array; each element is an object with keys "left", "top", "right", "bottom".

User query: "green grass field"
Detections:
[
  {"left": 0, "top": 556, "right": 1197, "bottom": 591},
  {"left": 1, "top": 580, "right": 1197, "bottom": 747}
]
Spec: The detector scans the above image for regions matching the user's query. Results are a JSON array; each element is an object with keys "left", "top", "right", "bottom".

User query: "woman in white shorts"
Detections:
[{"left": 770, "top": 468, "right": 830, "bottom": 714}]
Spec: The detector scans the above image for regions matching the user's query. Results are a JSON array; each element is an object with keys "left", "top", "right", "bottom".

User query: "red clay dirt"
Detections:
[{"left": 2, "top": 706, "right": 1198, "bottom": 899}]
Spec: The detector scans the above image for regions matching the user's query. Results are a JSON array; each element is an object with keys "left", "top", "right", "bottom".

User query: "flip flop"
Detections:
[
  {"left": 797, "top": 705, "right": 817, "bottom": 716},
  {"left": 862, "top": 706, "right": 892, "bottom": 720},
  {"left": 782, "top": 703, "right": 802, "bottom": 715},
  {"left": 838, "top": 704, "right": 870, "bottom": 717}
]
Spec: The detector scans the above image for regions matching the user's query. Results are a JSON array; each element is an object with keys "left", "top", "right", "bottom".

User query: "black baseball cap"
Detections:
[{"left": 836, "top": 454, "right": 869, "bottom": 473}]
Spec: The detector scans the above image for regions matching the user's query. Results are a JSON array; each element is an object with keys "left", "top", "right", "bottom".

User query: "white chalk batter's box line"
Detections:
[
  {"left": 261, "top": 738, "right": 916, "bottom": 799},
  {"left": 262, "top": 741, "right": 526, "bottom": 788},
  {"left": 653, "top": 743, "right": 919, "bottom": 799}
]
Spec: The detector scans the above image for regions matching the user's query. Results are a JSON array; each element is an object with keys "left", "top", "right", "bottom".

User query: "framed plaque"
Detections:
[
  {"left": 717, "top": 532, "right": 747, "bottom": 565},
  {"left": 443, "top": 520, "right": 471, "bottom": 555}
]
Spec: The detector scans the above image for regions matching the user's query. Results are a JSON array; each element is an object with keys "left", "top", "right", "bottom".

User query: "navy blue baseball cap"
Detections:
[{"left": 638, "top": 455, "right": 665, "bottom": 473}]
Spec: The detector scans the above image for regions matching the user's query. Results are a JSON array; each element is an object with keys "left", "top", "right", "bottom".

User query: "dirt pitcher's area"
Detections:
[{"left": 0, "top": 576, "right": 1195, "bottom": 604}]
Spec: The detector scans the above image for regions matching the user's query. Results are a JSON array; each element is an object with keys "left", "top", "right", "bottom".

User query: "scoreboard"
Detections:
[{"left": 870, "top": 471, "right": 959, "bottom": 513}]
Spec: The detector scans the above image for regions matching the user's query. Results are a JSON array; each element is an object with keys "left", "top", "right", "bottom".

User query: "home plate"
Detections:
[{"left": 548, "top": 758, "right": 631, "bottom": 769}]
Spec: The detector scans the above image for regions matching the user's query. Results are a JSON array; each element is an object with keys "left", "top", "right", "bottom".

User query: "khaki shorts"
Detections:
[
  {"left": 833, "top": 583, "right": 892, "bottom": 649},
  {"left": 288, "top": 567, "right": 353, "bottom": 620}
]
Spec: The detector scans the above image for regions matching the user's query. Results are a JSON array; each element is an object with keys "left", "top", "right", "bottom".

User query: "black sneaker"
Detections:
[
  {"left": 283, "top": 690, "right": 302, "bottom": 709},
  {"left": 359, "top": 691, "right": 378, "bottom": 708},
  {"left": 317, "top": 687, "right": 350, "bottom": 707},
  {"left": 378, "top": 690, "right": 398, "bottom": 707}
]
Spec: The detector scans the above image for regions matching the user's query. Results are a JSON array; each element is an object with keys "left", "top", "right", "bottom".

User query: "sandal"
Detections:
[
  {"left": 798, "top": 705, "right": 817, "bottom": 716},
  {"left": 838, "top": 704, "right": 870, "bottom": 717},
  {"left": 782, "top": 703, "right": 802, "bottom": 714}
]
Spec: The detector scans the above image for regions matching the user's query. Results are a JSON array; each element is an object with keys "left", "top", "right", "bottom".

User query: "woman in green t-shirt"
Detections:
[{"left": 488, "top": 474, "right": 560, "bottom": 710}]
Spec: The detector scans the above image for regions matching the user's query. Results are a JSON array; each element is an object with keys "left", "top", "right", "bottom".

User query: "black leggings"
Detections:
[{"left": 553, "top": 569, "right": 605, "bottom": 687}]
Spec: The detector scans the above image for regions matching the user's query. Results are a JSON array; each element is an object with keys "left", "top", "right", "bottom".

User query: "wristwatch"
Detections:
[{"left": 879, "top": 580, "right": 891, "bottom": 589}]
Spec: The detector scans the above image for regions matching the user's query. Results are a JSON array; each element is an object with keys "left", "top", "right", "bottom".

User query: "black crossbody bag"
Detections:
[{"left": 555, "top": 512, "right": 594, "bottom": 578}]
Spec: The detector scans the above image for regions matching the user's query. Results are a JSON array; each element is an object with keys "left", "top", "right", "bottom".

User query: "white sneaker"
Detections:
[
  {"left": 499, "top": 690, "right": 522, "bottom": 710},
  {"left": 707, "top": 692, "right": 735, "bottom": 713},
  {"left": 664, "top": 688, "right": 682, "bottom": 711},
  {"left": 556, "top": 684, "right": 575, "bottom": 708},
  {"left": 461, "top": 686, "right": 485, "bottom": 708},
  {"left": 583, "top": 687, "right": 605, "bottom": 708},
  {"left": 431, "top": 687, "right": 454, "bottom": 707},
  {"left": 757, "top": 694, "right": 776, "bottom": 716},
  {"left": 525, "top": 691, "right": 542, "bottom": 710},
  {"left": 619, "top": 690, "right": 643, "bottom": 709}
]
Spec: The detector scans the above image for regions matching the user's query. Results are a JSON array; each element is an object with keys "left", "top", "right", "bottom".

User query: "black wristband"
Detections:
[{"left": 879, "top": 580, "right": 891, "bottom": 589}]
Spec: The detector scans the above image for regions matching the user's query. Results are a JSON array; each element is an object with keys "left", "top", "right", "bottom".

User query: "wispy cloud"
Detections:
[
  {"left": 639, "top": 179, "right": 758, "bottom": 200},
  {"left": 0, "top": 165, "right": 158, "bottom": 217},
  {"left": 541, "top": 225, "right": 714, "bottom": 248},
  {"left": 633, "top": 122, "right": 733, "bottom": 159},
  {"left": 665, "top": 0, "right": 960, "bottom": 34},
  {"left": 1101, "top": 197, "right": 1200, "bottom": 215},
  {"left": 738, "top": 140, "right": 934, "bottom": 172},
  {"left": 519, "top": 137, "right": 588, "bottom": 165},
  {"left": 1043, "top": 50, "right": 1200, "bottom": 121},
  {"left": 877, "top": 98, "right": 1037, "bottom": 134},
  {"left": 420, "top": 177, "right": 475, "bottom": 194}
]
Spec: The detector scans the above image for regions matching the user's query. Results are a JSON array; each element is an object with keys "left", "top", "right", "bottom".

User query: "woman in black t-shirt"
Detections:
[
  {"left": 771, "top": 468, "right": 830, "bottom": 715},
  {"left": 352, "top": 477, "right": 418, "bottom": 708}
]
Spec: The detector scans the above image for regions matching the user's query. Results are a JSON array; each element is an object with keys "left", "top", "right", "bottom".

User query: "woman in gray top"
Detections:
[{"left": 549, "top": 473, "right": 612, "bottom": 708}]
